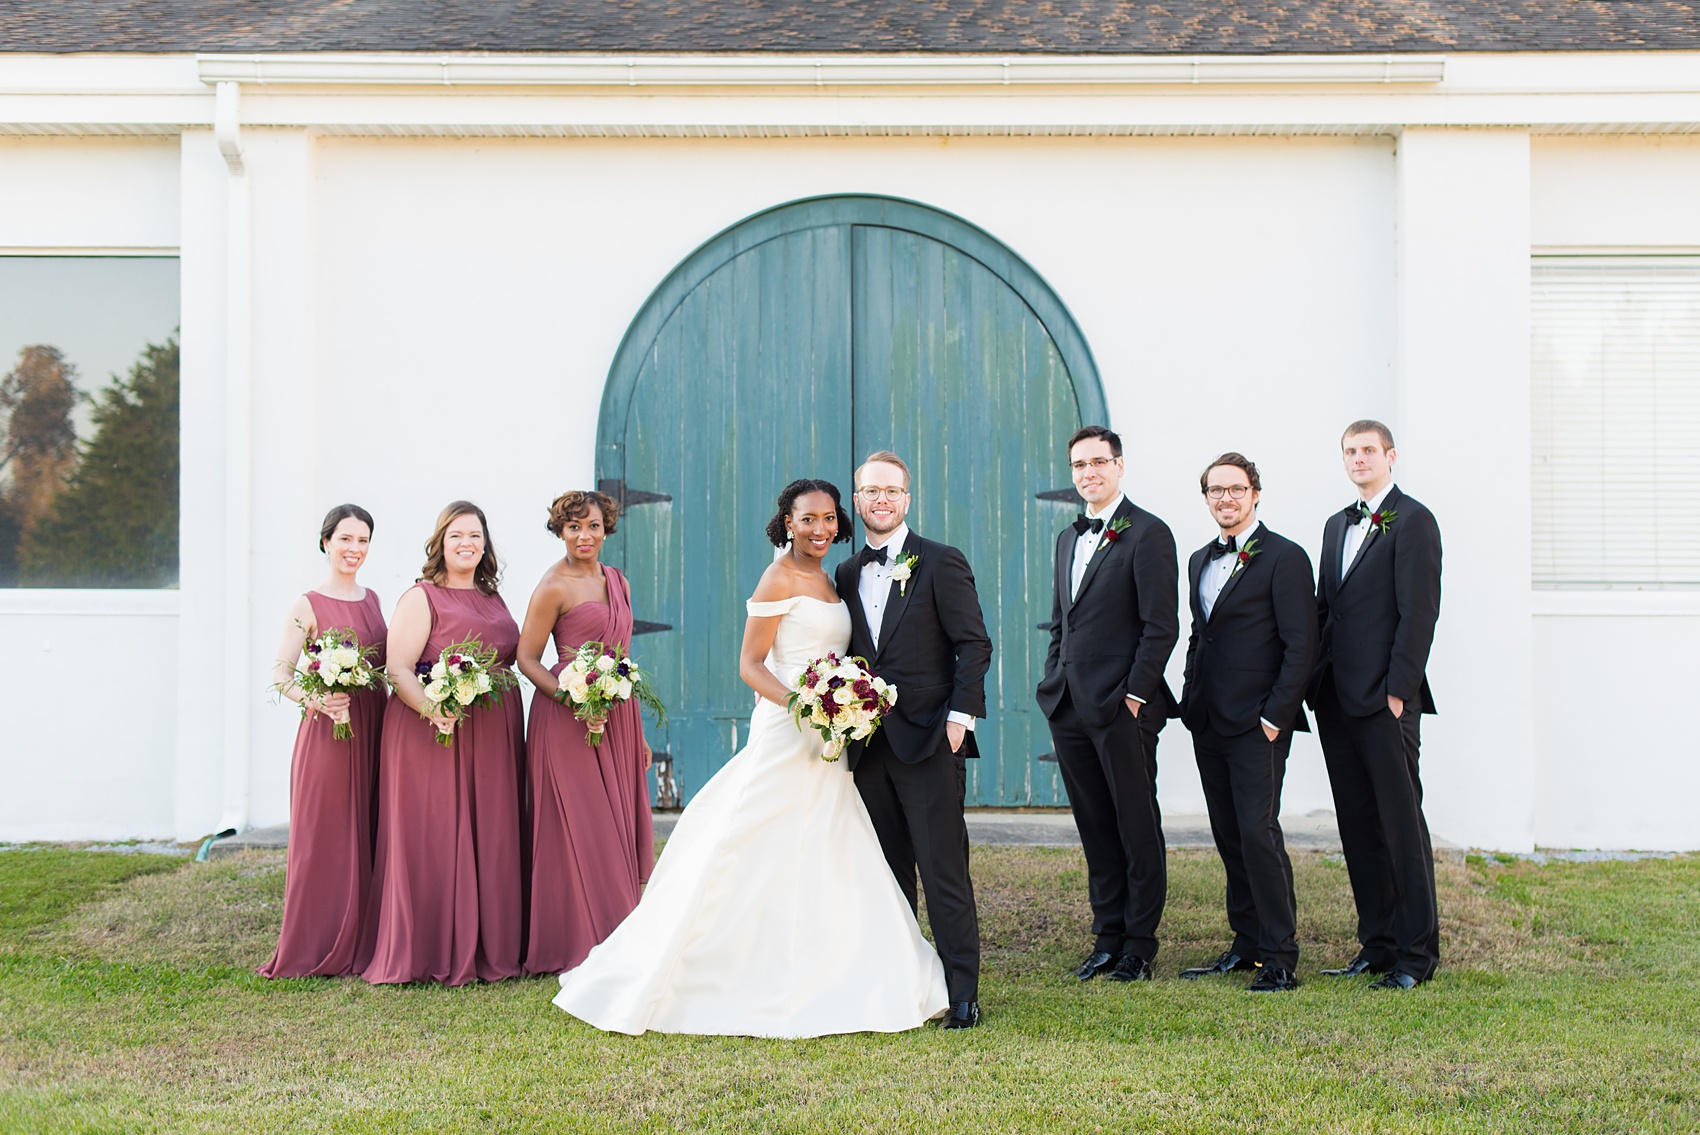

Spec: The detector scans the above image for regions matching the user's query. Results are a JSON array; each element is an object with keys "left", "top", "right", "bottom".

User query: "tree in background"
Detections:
[
  {"left": 0, "top": 345, "right": 81, "bottom": 585},
  {"left": 19, "top": 337, "right": 179, "bottom": 588}
]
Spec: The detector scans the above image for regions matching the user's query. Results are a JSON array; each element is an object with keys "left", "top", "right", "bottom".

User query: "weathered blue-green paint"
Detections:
[{"left": 598, "top": 195, "right": 1106, "bottom": 805}]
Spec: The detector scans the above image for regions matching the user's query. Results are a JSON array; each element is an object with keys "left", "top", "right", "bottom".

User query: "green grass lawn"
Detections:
[{"left": 1, "top": 843, "right": 1695, "bottom": 1134}]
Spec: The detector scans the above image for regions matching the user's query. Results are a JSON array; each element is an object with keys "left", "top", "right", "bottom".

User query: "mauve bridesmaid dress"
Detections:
[
  {"left": 259, "top": 589, "right": 386, "bottom": 979},
  {"left": 359, "top": 581, "right": 527, "bottom": 985},
  {"left": 524, "top": 566, "right": 655, "bottom": 975}
]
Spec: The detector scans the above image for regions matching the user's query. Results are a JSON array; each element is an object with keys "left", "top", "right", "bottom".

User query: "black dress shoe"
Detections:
[
  {"left": 1179, "top": 950, "right": 1257, "bottom": 980},
  {"left": 940, "top": 1001, "right": 981, "bottom": 1028},
  {"left": 1245, "top": 966, "right": 1300, "bottom": 992},
  {"left": 1104, "top": 953, "right": 1153, "bottom": 983},
  {"left": 1369, "top": 970, "right": 1419, "bottom": 991},
  {"left": 1072, "top": 951, "right": 1117, "bottom": 981},
  {"left": 1320, "top": 955, "right": 1384, "bottom": 977}
]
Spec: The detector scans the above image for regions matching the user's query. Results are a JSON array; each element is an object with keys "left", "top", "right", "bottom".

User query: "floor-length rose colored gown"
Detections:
[
  {"left": 259, "top": 589, "right": 386, "bottom": 979},
  {"left": 359, "top": 582, "right": 527, "bottom": 985},
  {"left": 525, "top": 566, "right": 655, "bottom": 975}
]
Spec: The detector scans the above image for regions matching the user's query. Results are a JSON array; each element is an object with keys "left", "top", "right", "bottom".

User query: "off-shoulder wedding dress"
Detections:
[{"left": 551, "top": 594, "right": 949, "bottom": 1037}]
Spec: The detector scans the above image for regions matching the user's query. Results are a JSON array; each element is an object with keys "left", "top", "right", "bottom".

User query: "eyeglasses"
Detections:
[
  {"left": 856, "top": 486, "right": 908, "bottom": 502},
  {"left": 1069, "top": 457, "right": 1119, "bottom": 473},
  {"left": 1204, "top": 485, "right": 1252, "bottom": 500}
]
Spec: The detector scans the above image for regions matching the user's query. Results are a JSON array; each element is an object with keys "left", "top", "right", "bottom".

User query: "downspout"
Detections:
[{"left": 215, "top": 81, "right": 253, "bottom": 836}]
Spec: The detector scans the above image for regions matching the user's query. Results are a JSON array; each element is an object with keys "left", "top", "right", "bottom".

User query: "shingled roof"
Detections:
[{"left": 3, "top": 0, "right": 1699, "bottom": 54}]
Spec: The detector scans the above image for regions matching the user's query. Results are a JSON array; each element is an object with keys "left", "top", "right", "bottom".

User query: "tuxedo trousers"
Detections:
[
  {"left": 1313, "top": 673, "right": 1439, "bottom": 981},
  {"left": 854, "top": 730, "right": 980, "bottom": 1004},
  {"left": 1047, "top": 688, "right": 1166, "bottom": 962},
  {"left": 1190, "top": 721, "right": 1298, "bottom": 970}
]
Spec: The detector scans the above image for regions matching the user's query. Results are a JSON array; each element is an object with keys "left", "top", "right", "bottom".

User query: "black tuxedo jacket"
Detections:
[
  {"left": 1308, "top": 485, "right": 1442, "bottom": 718},
  {"left": 834, "top": 530, "right": 993, "bottom": 768},
  {"left": 1036, "top": 497, "right": 1180, "bottom": 731},
  {"left": 1180, "top": 525, "right": 1317, "bottom": 736}
]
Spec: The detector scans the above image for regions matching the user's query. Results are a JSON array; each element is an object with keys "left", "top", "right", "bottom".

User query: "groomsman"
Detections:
[
  {"left": 1176, "top": 453, "right": 1316, "bottom": 992},
  {"left": 1310, "top": 420, "right": 1443, "bottom": 990},
  {"left": 1037, "top": 426, "right": 1179, "bottom": 983}
]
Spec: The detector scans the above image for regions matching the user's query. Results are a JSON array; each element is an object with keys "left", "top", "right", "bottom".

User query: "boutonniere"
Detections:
[
  {"left": 1354, "top": 503, "right": 1397, "bottom": 534},
  {"left": 891, "top": 552, "right": 920, "bottom": 596},
  {"left": 1100, "top": 516, "right": 1133, "bottom": 544},
  {"left": 1232, "top": 537, "right": 1263, "bottom": 574}
]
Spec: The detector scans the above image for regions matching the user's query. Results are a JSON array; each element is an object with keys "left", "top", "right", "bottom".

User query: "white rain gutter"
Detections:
[
  {"left": 196, "top": 52, "right": 1446, "bottom": 88},
  {"left": 215, "top": 80, "right": 253, "bottom": 836}
]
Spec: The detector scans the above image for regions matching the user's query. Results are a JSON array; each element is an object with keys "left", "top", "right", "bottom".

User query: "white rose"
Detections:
[
  {"left": 456, "top": 680, "right": 479, "bottom": 705},
  {"left": 890, "top": 562, "right": 912, "bottom": 582},
  {"left": 595, "top": 655, "right": 616, "bottom": 673},
  {"left": 332, "top": 647, "right": 359, "bottom": 668},
  {"left": 884, "top": 685, "right": 898, "bottom": 706},
  {"left": 430, "top": 660, "right": 448, "bottom": 680},
  {"left": 425, "top": 679, "right": 450, "bottom": 704},
  {"left": 616, "top": 678, "right": 633, "bottom": 700},
  {"left": 476, "top": 671, "right": 492, "bottom": 692}
]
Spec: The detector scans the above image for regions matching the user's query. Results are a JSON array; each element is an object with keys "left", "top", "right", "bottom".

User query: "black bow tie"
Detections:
[
  {"left": 1207, "top": 536, "right": 1238, "bottom": 560},
  {"left": 1345, "top": 501, "right": 1373, "bottom": 523},
  {"left": 1073, "top": 515, "right": 1104, "bottom": 536},
  {"left": 858, "top": 545, "right": 889, "bottom": 568}
]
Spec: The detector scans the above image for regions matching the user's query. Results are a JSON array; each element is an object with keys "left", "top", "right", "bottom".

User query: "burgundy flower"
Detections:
[
  {"left": 446, "top": 654, "right": 463, "bottom": 667},
  {"left": 306, "top": 642, "right": 322, "bottom": 655},
  {"left": 804, "top": 670, "right": 819, "bottom": 688},
  {"left": 307, "top": 660, "right": 321, "bottom": 672},
  {"left": 1238, "top": 550, "right": 1251, "bottom": 565},
  {"left": 827, "top": 675, "right": 844, "bottom": 690},
  {"left": 853, "top": 679, "right": 872, "bottom": 697},
  {"left": 1371, "top": 511, "right": 1385, "bottom": 526},
  {"left": 1102, "top": 528, "right": 1120, "bottom": 544}
]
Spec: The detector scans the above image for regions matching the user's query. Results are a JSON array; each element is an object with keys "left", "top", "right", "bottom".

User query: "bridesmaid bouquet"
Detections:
[
  {"left": 788, "top": 653, "right": 898, "bottom": 763},
  {"left": 416, "top": 637, "right": 519, "bottom": 746},
  {"left": 555, "top": 641, "right": 668, "bottom": 746},
  {"left": 290, "top": 626, "right": 385, "bottom": 740}
]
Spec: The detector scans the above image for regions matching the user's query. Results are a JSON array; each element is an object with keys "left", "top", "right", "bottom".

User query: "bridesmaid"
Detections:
[
  {"left": 519, "top": 490, "right": 655, "bottom": 975},
  {"left": 359, "top": 500, "right": 527, "bottom": 985},
  {"left": 260, "top": 504, "right": 386, "bottom": 979}
]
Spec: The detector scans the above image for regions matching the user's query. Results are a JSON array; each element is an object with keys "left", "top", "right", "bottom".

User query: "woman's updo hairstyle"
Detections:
[
  {"left": 546, "top": 490, "right": 620, "bottom": 537},
  {"left": 319, "top": 503, "right": 374, "bottom": 552},
  {"left": 765, "top": 478, "right": 852, "bottom": 548}
]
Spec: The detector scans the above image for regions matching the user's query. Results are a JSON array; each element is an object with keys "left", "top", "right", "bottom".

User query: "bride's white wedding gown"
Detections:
[{"left": 552, "top": 594, "right": 950, "bottom": 1037}]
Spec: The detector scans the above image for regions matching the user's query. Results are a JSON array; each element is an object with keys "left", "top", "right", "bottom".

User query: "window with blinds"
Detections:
[{"left": 1532, "top": 257, "right": 1700, "bottom": 588}]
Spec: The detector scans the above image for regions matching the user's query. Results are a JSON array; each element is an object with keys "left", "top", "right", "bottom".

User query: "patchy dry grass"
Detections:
[{"left": 0, "top": 845, "right": 1695, "bottom": 1133}]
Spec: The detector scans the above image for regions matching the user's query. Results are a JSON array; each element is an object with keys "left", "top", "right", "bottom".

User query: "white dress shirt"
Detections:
[
  {"left": 1342, "top": 483, "right": 1395, "bottom": 581},
  {"left": 859, "top": 522, "right": 973, "bottom": 731},
  {"left": 1200, "top": 519, "right": 1260, "bottom": 621},
  {"left": 1070, "top": 491, "right": 1126, "bottom": 602}
]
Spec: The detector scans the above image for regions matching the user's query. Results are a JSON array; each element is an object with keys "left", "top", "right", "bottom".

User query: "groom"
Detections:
[{"left": 836, "top": 450, "right": 994, "bottom": 1030}]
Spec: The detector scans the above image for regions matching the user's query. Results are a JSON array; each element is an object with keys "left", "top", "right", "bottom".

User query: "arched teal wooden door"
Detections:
[{"left": 598, "top": 196, "right": 1106, "bottom": 806}]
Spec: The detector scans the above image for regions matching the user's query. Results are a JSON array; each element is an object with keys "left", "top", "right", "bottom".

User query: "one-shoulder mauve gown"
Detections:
[
  {"left": 553, "top": 594, "right": 948, "bottom": 1037},
  {"left": 259, "top": 588, "right": 386, "bottom": 979},
  {"left": 525, "top": 566, "right": 655, "bottom": 975},
  {"left": 359, "top": 582, "right": 527, "bottom": 985}
]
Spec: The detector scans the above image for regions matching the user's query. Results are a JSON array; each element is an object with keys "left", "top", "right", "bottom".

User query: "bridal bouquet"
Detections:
[
  {"left": 788, "top": 653, "right": 897, "bottom": 763},
  {"left": 290, "top": 626, "right": 385, "bottom": 740},
  {"left": 555, "top": 641, "right": 668, "bottom": 746},
  {"left": 416, "top": 637, "right": 519, "bottom": 746}
]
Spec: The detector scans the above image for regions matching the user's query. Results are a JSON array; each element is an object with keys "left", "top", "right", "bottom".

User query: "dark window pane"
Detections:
[{"left": 0, "top": 257, "right": 179, "bottom": 588}]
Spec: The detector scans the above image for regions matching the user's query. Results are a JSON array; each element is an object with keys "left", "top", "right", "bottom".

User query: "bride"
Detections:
[{"left": 552, "top": 478, "right": 950, "bottom": 1037}]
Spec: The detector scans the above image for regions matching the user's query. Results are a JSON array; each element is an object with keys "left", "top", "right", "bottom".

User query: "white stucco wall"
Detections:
[{"left": 3, "top": 79, "right": 1699, "bottom": 851}]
